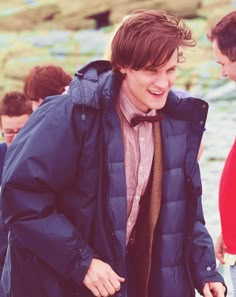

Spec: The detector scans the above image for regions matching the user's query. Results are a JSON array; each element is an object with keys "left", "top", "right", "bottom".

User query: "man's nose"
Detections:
[
  {"left": 153, "top": 74, "right": 168, "bottom": 89},
  {"left": 4, "top": 135, "right": 14, "bottom": 146}
]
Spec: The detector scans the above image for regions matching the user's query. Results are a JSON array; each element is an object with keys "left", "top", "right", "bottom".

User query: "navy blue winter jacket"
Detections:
[
  {"left": 0, "top": 142, "right": 7, "bottom": 281},
  {"left": 0, "top": 142, "right": 7, "bottom": 185},
  {"left": 0, "top": 61, "right": 225, "bottom": 297}
]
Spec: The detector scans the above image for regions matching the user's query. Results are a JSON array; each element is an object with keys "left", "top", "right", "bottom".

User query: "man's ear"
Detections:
[
  {"left": 119, "top": 67, "right": 127, "bottom": 75},
  {"left": 32, "top": 98, "right": 44, "bottom": 111}
]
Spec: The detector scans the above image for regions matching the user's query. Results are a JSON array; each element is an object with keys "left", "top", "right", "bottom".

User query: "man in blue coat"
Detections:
[{"left": 0, "top": 10, "right": 226, "bottom": 297}]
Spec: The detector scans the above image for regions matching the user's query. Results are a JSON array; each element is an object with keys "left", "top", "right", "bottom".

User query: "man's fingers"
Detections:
[
  {"left": 96, "top": 284, "right": 111, "bottom": 297},
  {"left": 215, "top": 252, "right": 225, "bottom": 264},
  {"left": 95, "top": 280, "right": 121, "bottom": 297},
  {"left": 114, "top": 283, "right": 121, "bottom": 291},
  {"left": 83, "top": 258, "right": 125, "bottom": 296},
  {"left": 108, "top": 279, "right": 121, "bottom": 292},
  {"left": 89, "top": 285, "right": 101, "bottom": 297},
  {"left": 203, "top": 283, "right": 213, "bottom": 297},
  {"left": 111, "top": 271, "right": 125, "bottom": 283},
  {"left": 103, "top": 280, "right": 118, "bottom": 295},
  {"left": 215, "top": 234, "right": 226, "bottom": 264},
  {"left": 108, "top": 273, "right": 124, "bottom": 291},
  {"left": 207, "top": 282, "right": 226, "bottom": 297},
  {"left": 117, "top": 276, "right": 125, "bottom": 282}
]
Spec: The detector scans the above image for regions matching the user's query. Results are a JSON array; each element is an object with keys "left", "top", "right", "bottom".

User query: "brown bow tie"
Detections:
[{"left": 130, "top": 112, "right": 164, "bottom": 127}]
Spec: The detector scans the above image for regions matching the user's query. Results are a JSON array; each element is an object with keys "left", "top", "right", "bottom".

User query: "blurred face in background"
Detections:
[
  {"left": 212, "top": 40, "right": 236, "bottom": 82},
  {"left": 1, "top": 114, "right": 30, "bottom": 146}
]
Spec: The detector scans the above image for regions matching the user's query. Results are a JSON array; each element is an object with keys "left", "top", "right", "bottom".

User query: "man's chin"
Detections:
[{"left": 151, "top": 102, "right": 166, "bottom": 110}]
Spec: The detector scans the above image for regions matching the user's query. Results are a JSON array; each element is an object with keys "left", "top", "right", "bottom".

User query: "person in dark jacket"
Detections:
[
  {"left": 0, "top": 91, "right": 32, "bottom": 282},
  {"left": 0, "top": 10, "right": 226, "bottom": 297},
  {"left": 0, "top": 143, "right": 7, "bottom": 186},
  {"left": 0, "top": 67, "right": 71, "bottom": 282}
]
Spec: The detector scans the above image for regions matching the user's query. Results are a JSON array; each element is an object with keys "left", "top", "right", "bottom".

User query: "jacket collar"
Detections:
[
  {"left": 164, "top": 90, "right": 208, "bottom": 123},
  {"left": 68, "top": 60, "right": 208, "bottom": 126},
  {"left": 69, "top": 60, "right": 121, "bottom": 110}
]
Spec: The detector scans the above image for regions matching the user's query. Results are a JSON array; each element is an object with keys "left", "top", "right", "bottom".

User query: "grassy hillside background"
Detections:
[{"left": 0, "top": 0, "right": 235, "bottom": 99}]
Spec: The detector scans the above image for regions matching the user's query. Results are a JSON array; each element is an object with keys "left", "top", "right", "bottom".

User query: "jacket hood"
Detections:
[{"left": 69, "top": 60, "right": 122, "bottom": 110}]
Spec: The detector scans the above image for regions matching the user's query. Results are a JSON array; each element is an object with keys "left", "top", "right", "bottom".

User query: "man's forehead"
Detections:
[
  {"left": 144, "top": 54, "right": 178, "bottom": 69},
  {"left": 1, "top": 114, "right": 30, "bottom": 128}
]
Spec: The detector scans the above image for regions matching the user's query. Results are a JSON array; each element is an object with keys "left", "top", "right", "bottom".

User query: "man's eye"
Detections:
[
  {"left": 168, "top": 68, "right": 177, "bottom": 72},
  {"left": 144, "top": 67, "right": 157, "bottom": 72}
]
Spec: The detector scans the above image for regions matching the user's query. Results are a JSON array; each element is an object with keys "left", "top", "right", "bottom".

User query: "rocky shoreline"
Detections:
[{"left": 0, "top": 0, "right": 235, "bottom": 98}]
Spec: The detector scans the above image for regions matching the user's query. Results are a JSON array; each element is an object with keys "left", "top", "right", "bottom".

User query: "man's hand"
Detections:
[
  {"left": 203, "top": 282, "right": 226, "bottom": 297},
  {"left": 83, "top": 258, "right": 125, "bottom": 296},
  {"left": 215, "top": 233, "right": 226, "bottom": 264}
]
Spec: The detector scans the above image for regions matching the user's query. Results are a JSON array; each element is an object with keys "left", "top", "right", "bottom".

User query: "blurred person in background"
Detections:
[
  {"left": 0, "top": 10, "right": 226, "bottom": 297},
  {"left": 0, "top": 65, "right": 71, "bottom": 282},
  {"left": 23, "top": 64, "right": 72, "bottom": 111},
  {"left": 208, "top": 10, "right": 236, "bottom": 297},
  {"left": 0, "top": 91, "right": 32, "bottom": 282}
]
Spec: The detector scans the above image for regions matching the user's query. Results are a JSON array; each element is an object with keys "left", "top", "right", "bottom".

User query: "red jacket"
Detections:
[{"left": 219, "top": 139, "right": 236, "bottom": 254}]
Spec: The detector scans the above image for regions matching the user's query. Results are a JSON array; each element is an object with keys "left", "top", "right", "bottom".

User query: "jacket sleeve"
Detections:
[
  {"left": 188, "top": 163, "right": 226, "bottom": 295},
  {"left": 1, "top": 95, "right": 95, "bottom": 285},
  {"left": 0, "top": 209, "right": 8, "bottom": 279},
  {"left": 0, "top": 144, "right": 8, "bottom": 279}
]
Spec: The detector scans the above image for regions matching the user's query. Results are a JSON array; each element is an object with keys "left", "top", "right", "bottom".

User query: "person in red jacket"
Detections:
[{"left": 208, "top": 10, "right": 236, "bottom": 296}]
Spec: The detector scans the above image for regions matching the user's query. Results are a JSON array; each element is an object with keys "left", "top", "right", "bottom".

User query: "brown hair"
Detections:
[
  {"left": 0, "top": 91, "right": 32, "bottom": 116},
  {"left": 111, "top": 10, "right": 196, "bottom": 71},
  {"left": 207, "top": 11, "right": 236, "bottom": 62},
  {"left": 24, "top": 65, "right": 72, "bottom": 102}
]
